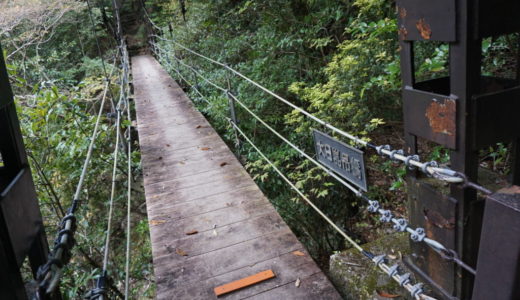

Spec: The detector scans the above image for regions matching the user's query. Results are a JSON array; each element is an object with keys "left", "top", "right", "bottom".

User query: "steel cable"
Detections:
[
  {"left": 149, "top": 34, "right": 495, "bottom": 187},
  {"left": 230, "top": 120, "right": 438, "bottom": 300},
  {"left": 154, "top": 46, "right": 477, "bottom": 276}
]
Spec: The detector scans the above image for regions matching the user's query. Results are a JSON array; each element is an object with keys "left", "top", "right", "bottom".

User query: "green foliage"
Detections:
[
  {"left": 150, "top": 0, "right": 404, "bottom": 259},
  {"left": 3, "top": 2, "right": 154, "bottom": 298}
]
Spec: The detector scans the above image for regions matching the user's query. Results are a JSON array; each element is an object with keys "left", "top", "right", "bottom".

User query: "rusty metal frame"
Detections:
[
  {"left": 398, "top": 0, "right": 520, "bottom": 298},
  {"left": 0, "top": 42, "right": 57, "bottom": 299}
]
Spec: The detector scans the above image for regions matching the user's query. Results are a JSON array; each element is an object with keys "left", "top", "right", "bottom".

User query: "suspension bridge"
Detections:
[{"left": 1, "top": 0, "right": 520, "bottom": 299}]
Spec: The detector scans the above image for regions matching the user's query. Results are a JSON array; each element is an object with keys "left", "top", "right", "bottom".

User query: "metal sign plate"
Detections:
[{"left": 313, "top": 129, "right": 367, "bottom": 191}]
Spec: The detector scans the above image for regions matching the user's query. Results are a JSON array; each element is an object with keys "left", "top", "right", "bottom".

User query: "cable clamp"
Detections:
[
  {"left": 367, "top": 200, "right": 380, "bottom": 213},
  {"left": 393, "top": 218, "right": 408, "bottom": 232},
  {"left": 387, "top": 264, "right": 399, "bottom": 277},
  {"left": 404, "top": 154, "right": 420, "bottom": 170},
  {"left": 410, "top": 227, "right": 426, "bottom": 242},
  {"left": 389, "top": 149, "right": 404, "bottom": 162},
  {"left": 410, "top": 283, "right": 424, "bottom": 298},
  {"left": 84, "top": 272, "right": 108, "bottom": 300},
  {"left": 376, "top": 144, "right": 391, "bottom": 155},
  {"left": 421, "top": 161, "right": 439, "bottom": 176},
  {"left": 373, "top": 255, "right": 386, "bottom": 266},
  {"left": 399, "top": 272, "right": 411, "bottom": 286},
  {"left": 379, "top": 210, "right": 393, "bottom": 223}
]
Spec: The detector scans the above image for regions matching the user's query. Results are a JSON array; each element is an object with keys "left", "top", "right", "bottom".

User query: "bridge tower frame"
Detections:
[
  {"left": 398, "top": 0, "right": 520, "bottom": 298},
  {"left": 0, "top": 43, "right": 57, "bottom": 299}
]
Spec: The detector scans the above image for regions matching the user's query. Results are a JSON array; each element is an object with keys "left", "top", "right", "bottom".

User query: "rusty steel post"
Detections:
[{"left": 397, "top": 0, "right": 520, "bottom": 298}]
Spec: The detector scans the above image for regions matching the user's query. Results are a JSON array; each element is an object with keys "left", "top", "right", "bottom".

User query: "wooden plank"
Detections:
[
  {"left": 131, "top": 54, "right": 340, "bottom": 299},
  {"left": 152, "top": 212, "right": 284, "bottom": 262},
  {"left": 247, "top": 272, "right": 341, "bottom": 300},
  {"left": 214, "top": 270, "right": 276, "bottom": 297},
  {"left": 163, "top": 250, "right": 321, "bottom": 300}
]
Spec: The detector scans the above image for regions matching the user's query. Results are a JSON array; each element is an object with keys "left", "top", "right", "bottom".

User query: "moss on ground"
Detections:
[{"left": 329, "top": 232, "right": 416, "bottom": 299}]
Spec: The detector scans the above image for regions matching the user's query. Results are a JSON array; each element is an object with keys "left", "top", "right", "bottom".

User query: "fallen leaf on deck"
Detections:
[
  {"left": 200, "top": 147, "right": 211, "bottom": 151},
  {"left": 376, "top": 290, "right": 400, "bottom": 298},
  {"left": 176, "top": 248, "right": 188, "bottom": 256},
  {"left": 166, "top": 144, "right": 170, "bottom": 147},
  {"left": 158, "top": 156, "right": 163, "bottom": 160},
  {"left": 220, "top": 162, "right": 228, "bottom": 167},
  {"left": 196, "top": 125, "right": 202, "bottom": 129},
  {"left": 292, "top": 251, "right": 305, "bottom": 256},
  {"left": 150, "top": 219, "right": 166, "bottom": 226},
  {"left": 186, "top": 230, "right": 198, "bottom": 235},
  {"left": 295, "top": 278, "right": 301, "bottom": 287}
]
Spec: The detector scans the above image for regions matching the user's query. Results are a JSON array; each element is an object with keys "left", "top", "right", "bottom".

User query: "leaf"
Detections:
[
  {"left": 185, "top": 230, "right": 198, "bottom": 235},
  {"left": 220, "top": 162, "right": 228, "bottom": 167},
  {"left": 200, "top": 147, "right": 210, "bottom": 151},
  {"left": 376, "top": 290, "right": 400, "bottom": 298},
  {"left": 195, "top": 125, "right": 202, "bottom": 129},
  {"left": 176, "top": 248, "right": 188, "bottom": 256},
  {"left": 292, "top": 250, "right": 305, "bottom": 256},
  {"left": 295, "top": 278, "right": 301, "bottom": 287},
  {"left": 150, "top": 219, "right": 166, "bottom": 226}
]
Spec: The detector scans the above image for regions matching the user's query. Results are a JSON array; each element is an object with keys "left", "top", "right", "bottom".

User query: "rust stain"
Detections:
[
  {"left": 399, "top": 26, "right": 408, "bottom": 40},
  {"left": 424, "top": 209, "right": 455, "bottom": 230},
  {"left": 416, "top": 18, "right": 432, "bottom": 40},
  {"left": 425, "top": 98, "right": 456, "bottom": 136},
  {"left": 399, "top": 7, "right": 407, "bottom": 19}
]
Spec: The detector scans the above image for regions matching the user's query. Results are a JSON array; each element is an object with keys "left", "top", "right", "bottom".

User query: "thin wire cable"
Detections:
[
  {"left": 153, "top": 47, "right": 210, "bottom": 104},
  {"left": 86, "top": 0, "right": 118, "bottom": 110},
  {"left": 102, "top": 108, "right": 122, "bottom": 272},
  {"left": 151, "top": 35, "right": 469, "bottom": 184},
  {"left": 230, "top": 120, "right": 438, "bottom": 300},
  {"left": 158, "top": 49, "right": 476, "bottom": 275},
  {"left": 37, "top": 55, "right": 120, "bottom": 294},
  {"left": 123, "top": 46, "right": 133, "bottom": 300}
]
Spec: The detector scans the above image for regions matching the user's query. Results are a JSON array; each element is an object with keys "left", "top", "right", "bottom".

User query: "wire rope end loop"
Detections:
[{"left": 410, "top": 227, "right": 426, "bottom": 242}]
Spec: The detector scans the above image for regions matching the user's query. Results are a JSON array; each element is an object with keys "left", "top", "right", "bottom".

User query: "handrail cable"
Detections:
[
  {"left": 87, "top": 104, "right": 123, "bottom": 300},
  {"left": 229, "top": 120, "right": 437, "bottom": 300},
  {"left": 150, "top": 33, "right": 498, "bottom": 192},
  {"left": 86, "top": 0, "right": 118, "bottom": 111},
  {"left": 85, "top": 2, "right": 135, "bottom": 299},
  {"left": 154, "top": 46, "right": 476, "bottom": 275},
  {"left": 36, "top": 55, "right": 120, "bottom": 296},
  {"left": 153, "top": 47, "right": 210, "bottom": 104},
  {"left": 123, "top": 42, "right": 133, "bottom": 300}
]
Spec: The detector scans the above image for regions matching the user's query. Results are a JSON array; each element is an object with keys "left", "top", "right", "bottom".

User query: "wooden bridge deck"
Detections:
[{"left": 131, "top": 55, "right": 341, "bottom": 300}]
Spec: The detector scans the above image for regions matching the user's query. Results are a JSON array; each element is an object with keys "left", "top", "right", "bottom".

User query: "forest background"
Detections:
[{"left": 1, "top": 0, "right": 515, "bottom": 298}]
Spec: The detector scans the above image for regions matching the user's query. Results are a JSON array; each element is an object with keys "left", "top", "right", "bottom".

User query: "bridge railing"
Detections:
[{"left": 140, "top": 2, "right": 520, "bottom": 299}]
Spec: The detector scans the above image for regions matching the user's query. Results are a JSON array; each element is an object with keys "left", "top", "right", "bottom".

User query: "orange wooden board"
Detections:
[{"left": 214, "top": 270, "right": 276, "bottom": 297}]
